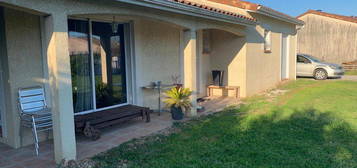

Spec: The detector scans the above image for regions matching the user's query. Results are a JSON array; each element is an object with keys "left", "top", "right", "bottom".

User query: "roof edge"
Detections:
[
  {"left": 114, "top": 0, "right": 257, "bottom": 26},
  {"left": 254, "top": 6, "right": 304, "bottom": 25},
  {"left": 297, "top": 10, "right": 357, "bottom": 24},
  {"left": 207, "top": 0, "right": 304, "bottom": 26}
]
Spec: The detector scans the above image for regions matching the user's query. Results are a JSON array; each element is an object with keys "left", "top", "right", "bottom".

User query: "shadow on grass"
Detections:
[{"left": 93, "top": 107, "right": 357, "bottom": 168}]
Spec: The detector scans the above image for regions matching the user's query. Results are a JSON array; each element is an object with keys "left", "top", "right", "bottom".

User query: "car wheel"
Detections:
[{"left": 314, "top": 69, "right": 328, "bottom": 80}]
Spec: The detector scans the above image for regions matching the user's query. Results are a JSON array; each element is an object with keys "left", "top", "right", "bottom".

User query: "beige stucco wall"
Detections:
[
  {"left": 289, "top": 35, "right": 297, "bottom": 79},
  {"left": 245, "top": 14, "right": 297, "bottom": 96},
  {"left": 298, "top": 14, "right": 357, "bottom": 64},
  {"left": 134, "top": 19, "right": 181, "bottom": 110},
  {"left": 199, "top": 29, "right": 247, "bottom": 97},
  {"left": 3, "top": 8, "right": 47, "bottom": 147}
]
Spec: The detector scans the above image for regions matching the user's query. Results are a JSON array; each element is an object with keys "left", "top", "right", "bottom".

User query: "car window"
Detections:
[
  {"left": 297, "top": 56, "right": 311, "bottom": 64},
  {"left": 306, "top": 56, "right": 321, "bottom": 63}
]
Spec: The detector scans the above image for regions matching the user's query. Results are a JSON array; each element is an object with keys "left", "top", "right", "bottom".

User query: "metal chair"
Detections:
[{"left": 18, "top": 86, "right": 52, "bottom": 156}]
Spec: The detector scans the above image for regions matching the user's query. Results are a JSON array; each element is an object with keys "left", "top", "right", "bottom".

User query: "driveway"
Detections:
[
  {"left": 298, "top": 76, "right": 357, "bottom": 81},
  {"left": 341, "top": 75, "right": 357, "bottom": 81}
]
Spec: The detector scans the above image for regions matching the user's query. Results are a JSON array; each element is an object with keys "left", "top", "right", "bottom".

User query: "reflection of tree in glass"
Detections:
[
  {"left": 95, "top": 82, "right": 126, "bottom": 108},
  {"left": 70, "top": 53, "right": 93, "bottom": 112}
]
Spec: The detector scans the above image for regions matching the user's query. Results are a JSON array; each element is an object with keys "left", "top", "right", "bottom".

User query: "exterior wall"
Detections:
[
  {"left": 1, "top": 12, "right": 183, "bottom": 147},
  {"left": 0, "top": 0, "right": 299, "bottom": 153},
  {"left": 134, "top": 19, "right": 181, "bottom": 110},
  {"left": 245, "top": 14, "right": 297, "bottom": 96},
  {"left": 3, "top": 8, "right": 46, "bottom": 147},
  {"left": 197, "top": 30, "right": 211, "bottom": 98},
  {"left": 289, "top": 35, "right": 297, "bottom": 79},
  {"left": 298, "top": 14, "right": 357, "bottom": 64},
  {"left": 0, "top": 0, "right": 246, "bottom": 149},
  {"left": 206, "top": 29, "right": 247, "bottom": 97}
]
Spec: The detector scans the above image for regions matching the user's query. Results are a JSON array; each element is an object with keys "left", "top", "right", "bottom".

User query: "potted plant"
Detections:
[
  {"left": 164, "top": 87, "right": 192, "bottom": 120},
  {"left": 171, "top": 74, "right": 183, "bottom": 89}
]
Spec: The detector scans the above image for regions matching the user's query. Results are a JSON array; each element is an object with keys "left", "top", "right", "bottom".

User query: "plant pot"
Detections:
[
  {"left": 170, "top": 107, "right": 184, "bottom": 120},
  {"left": 212, "top": 70, "right": 224, "bottom": 86},
  {"left": 174, "top": 84, "right": 183, "bottom": 90}
]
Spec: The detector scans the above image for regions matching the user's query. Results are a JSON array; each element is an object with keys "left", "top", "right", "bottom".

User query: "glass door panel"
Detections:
[
  {"left": 68, "top": 19, "right": 94, "bottom": 113},
  {"left": 0, "top": 7, "right": 4, "bottom": 137},
  {"left": 92, "top": 22, "right": 127, "bottom": 109}
]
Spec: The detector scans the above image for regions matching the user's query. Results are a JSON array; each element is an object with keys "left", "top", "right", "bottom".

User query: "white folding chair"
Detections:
[{"left": 18, "top": 86, "right": 52, "bottom": 156}]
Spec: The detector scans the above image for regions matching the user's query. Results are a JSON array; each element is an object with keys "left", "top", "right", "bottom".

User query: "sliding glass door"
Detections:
[
  {"left": 92, "top": 21, "right": 127, "bottom": 109},
  {"left": 68, "top": 19, "right": 93, "bottom": 113},
  {"left": 68, "top": 19, "right": 128, "bottom": 114},
  {"left": 0, "top": 7, "right": 6, "bottom": 137}
]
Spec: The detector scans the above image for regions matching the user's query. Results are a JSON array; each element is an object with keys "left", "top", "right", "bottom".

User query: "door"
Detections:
[
  {"left": 68, "top": 19, "right": 128, "bottom": 115},
  {"left": 297, "top": 55, "right": 313, "bottom": 76},
  {"left": 0, "top": 7, "right": 5, "bottom": 137},
  {"left": 91, "top": 21, "right": 127, "bottom": 109},
  {"left": 281, "top": 34, "right": 289, "bottom": 80}
]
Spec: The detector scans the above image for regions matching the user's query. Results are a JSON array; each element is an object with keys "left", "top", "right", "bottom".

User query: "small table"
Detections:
[
  {"left": 207, "top": 85, "right": 240, "bottom": 99},
  {"left": 142, "top": 82, "right": 174, "bottom": 115}
]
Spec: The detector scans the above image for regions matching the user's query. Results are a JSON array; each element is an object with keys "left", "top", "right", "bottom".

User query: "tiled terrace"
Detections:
[{"left": 0, "top": 97, "right": 239, "bottom": 168}]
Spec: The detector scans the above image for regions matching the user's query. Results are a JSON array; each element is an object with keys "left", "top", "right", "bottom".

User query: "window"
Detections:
[
  {"left": 68, "top": 19, "right": 128, "bottom": 114},
  {"left": 202, "top": 30, "right": 211, "bottom": 54},
  {"left": 297, "top": 55, "right": 311, "bottom": 64},
  {"left": 264, "top": 29, "right": 272, "bottom": 53}
]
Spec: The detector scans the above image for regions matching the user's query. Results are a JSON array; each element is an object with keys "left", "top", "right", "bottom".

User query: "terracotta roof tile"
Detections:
[
  {"left": 207, "top": 0, "right": 301, "bottom": 23},
  {"left": 168, "top": 0, "right": 257, "bottom": 22},
  {"left": 208, "top": 0, "right": 259, "bottom": 10},
  {"left": 298, "top": 10, "right": 357, "bottom": 24}
]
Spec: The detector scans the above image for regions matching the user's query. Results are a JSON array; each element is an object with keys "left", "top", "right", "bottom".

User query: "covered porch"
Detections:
[
  {"left": 0, "top": 0, "right": 253, "bottom": 165},
  {"left": 0, "top": 112, "right": 172, "bottom": 168},
  {"left": 0, "top": 97, "right": 240, "bottom": 168},
  {"left": 197, "top": 29, "right": 247, "bottom": 99}
]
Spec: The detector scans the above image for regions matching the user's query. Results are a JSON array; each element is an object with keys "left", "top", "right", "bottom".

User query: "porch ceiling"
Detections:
[
  {"left": 114, "top": 0, "right": 257, "bottom": 26},
  {"left": 0, "top": 2, "right": 49, "bottom": 16}
]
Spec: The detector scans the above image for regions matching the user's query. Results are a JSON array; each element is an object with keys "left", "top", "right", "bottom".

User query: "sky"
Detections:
[{"left": 247, "top": 0, "right": 357, "bottom": 17}]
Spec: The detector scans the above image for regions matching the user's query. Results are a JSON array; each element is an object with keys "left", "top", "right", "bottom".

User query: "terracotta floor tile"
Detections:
[{"left": 0, "top": 97, "right": 238, "bottom": 167}]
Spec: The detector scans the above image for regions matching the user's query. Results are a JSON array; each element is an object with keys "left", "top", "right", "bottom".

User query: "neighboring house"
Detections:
[
  {"left": 0, "top": 0, "right": 303, "bottom": 163},
  {"left": 297, "top": 10, "right": 357, "bottom": 64}
]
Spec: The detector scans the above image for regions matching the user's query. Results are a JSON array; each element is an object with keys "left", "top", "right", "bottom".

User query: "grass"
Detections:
[
  {"left": 345, "top": 71, "right": 357, "bottom": 76},
  {"left": 93, "top": 79, "right": 357, "bottom": 168}
]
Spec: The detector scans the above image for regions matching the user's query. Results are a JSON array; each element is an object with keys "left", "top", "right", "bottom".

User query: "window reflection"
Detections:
[
  {"left": 68, "top": 19, "right": 93, "bottom": 113},
  {"left": 92, "top": 22, "right": 127, "bottom": 109}
]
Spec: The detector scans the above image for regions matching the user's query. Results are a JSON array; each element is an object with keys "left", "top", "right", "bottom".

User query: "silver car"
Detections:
[{"left": 297, "top": 54, "right": 345, "bottom": 80}]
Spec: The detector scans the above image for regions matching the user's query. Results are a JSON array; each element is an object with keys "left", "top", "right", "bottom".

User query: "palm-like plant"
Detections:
[{"left": 164, "top": 87, "right": 193, "bottom": 112}]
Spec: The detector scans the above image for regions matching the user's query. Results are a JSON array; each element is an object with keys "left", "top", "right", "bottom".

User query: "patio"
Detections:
[{"left": 0, "top": 97, "right": 239, "bottom": 168}]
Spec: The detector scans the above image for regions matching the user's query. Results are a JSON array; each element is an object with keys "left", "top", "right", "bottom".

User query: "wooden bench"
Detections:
[
  {"left": 74, "top": 105, "right": 152, "bottom": 140},
  {"left": 207, "top": 85, "right": 240, "bottom": 99}
]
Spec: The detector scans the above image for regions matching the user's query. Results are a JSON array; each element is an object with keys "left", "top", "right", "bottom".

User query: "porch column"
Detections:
[
  {"left": 43, "top": 13, "right": 77, "bottom": 163},
  {"left": 182, "top": 29, "right": 198, "bottom": 116}
]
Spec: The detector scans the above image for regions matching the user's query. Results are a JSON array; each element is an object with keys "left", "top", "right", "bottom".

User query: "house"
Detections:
[
  {"left": 297, "top": 10, "right": 357, "bottom": 64},
  {"left": 0, "top": 0, "right": 303, "bottom": 164}
]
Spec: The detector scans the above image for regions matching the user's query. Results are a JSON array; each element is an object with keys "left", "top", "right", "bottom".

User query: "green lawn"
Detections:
[
  {"left": 345, "top": 71, "right": 357, "bottom": 76},
  {"left": 93, "top": 80, "right": 357, "bottom": 168}
]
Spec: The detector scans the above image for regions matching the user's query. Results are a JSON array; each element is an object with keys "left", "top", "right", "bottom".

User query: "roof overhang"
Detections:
[
  {"left": 114, "top": 0, "right": 257, "bottom": 26},
  {"left": 252, "top": 6, "right": 304, "bottom": 26}
]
